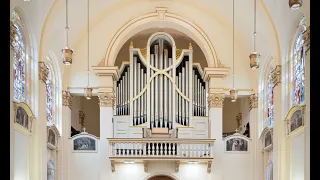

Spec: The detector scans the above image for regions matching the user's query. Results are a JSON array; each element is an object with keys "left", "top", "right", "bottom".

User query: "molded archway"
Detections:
[{"left": 144, "top": 173, "right": 178, "bottom": 180}]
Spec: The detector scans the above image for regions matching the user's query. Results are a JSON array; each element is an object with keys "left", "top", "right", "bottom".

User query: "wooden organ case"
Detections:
[{"left": 113, "top": 32, "right": 208, "bottom": 139}]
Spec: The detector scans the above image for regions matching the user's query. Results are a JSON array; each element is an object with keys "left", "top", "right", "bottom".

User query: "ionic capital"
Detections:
[
  {"left": 62, "top": 91, "right": 72, "bottom": 109},
  {"left": 39, "top": 62, "right": 49, "bottom": 83},
  {"left": 208, "top": 93, "right": 225, "bottom": 108},
  {"left": 248, "top": 93, "right": 258, "bottom": 111},
  {"left": 98, "top": 92, "right": 115, "bottom": 107},
  {"left": 271, "top": 65, "right": 281, "bottom": 88}
]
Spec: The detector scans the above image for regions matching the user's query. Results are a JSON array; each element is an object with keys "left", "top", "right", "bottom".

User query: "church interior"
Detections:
[{"left": 10, "top": 0, "right": 310, "bottom": 179}]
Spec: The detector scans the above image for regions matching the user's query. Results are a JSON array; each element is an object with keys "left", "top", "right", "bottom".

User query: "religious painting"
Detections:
[
  {"left": 290, "top": 109, "right": 303, "bottom": 132},
  {"left": 264, "top": 130, "right": 272, "bottom": 148},
  {"left": 48, "top": 129, "right": 56, "bottom": 146},
  {"left": 226, "top": 138, "right": 248, "bottom": 152},
  {"left": 47, "top": 159, "right": 55, "bottom": 180},
  {"left": 15, "top": 106, "right": 28, "bottom": 129},
  {"left": 73, "top": 137, "right": 96, "bottom": 152}
]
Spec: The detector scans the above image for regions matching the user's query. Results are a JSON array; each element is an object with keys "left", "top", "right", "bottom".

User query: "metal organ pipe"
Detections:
[
  {"left": 159, "top": 41, "right": 163, "bottom": 128},
  {"left": 168, "top": 57, "right": 172, "bottom": 129},
  {"left": 185, "top": 60, "right": 189, "bottom": 126},
  {"left": 150, "top": 54, "right": 154, "bottom": 128},
  {"left": 154, "top": 45, "right": 159, "bottom": 128},
  {"left": 164, "top": 49, "right": 168, "bottom": 128}
]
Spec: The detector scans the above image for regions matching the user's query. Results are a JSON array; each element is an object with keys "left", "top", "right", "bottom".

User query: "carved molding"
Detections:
[
  {"left": 303, "top": 26, "right": 310, "bottom": 53},
  {"left": 175, "top": 161, "right": 180, "bottom": 173},
  {"left": 39, "top": 62, "right": 49, "bottom": 83},
  {"left": 208, "top": 93, "right": 225, "bottom": 108},
  {"left": 62, "top": 91, "right": 72, "bottom": 108},
  {"left": 98, "top": 92, "right": 115, "bottom": 107},
  {"left": 97, "top": 58, "right": 106, "bottom": 67},
  {"left": 156, "top": 7, "right": 167, "bottom": 20},
  {"left": 111, "top": 160, "right": 115, "bottom": 172},
  {"left": 271, "top": 65, "right": 281, "bottom": 88},
  {"left": 207, "top": 161, "right": 212, "bottom": 173},
  {"left": 143, "top": 161, "right": 148, "bottom": 173},
  {"left": 248, "top": 93, "right": 258, "bottom": 111}
]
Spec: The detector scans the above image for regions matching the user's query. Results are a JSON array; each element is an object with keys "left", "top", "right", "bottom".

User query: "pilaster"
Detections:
[
  {"left": 38, "top": 62, "right": 48, "bottom": 180},
  {"left": 271, "top": 65, "right": 281, "bottom": 180}
]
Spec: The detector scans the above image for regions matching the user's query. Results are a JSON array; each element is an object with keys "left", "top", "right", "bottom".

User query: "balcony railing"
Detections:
[{"left": 108, "top": 138, "right": 215, "bottom": 159}]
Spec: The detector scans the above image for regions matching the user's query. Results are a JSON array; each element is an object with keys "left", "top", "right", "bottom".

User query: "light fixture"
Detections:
[
  {"left": 289, "top": 0, "right": 303, "bottom": 10},
  {"left": 230, "top": 0, "right": 238, "bottom": 103},
  {"left": 249, "top": 0, "right": 260, "bottom": 69},
  {"left": 124, "top": 160, "right": 135, "bottom": 164},
  {"left": 62, "top": 0, "right": 73, "bottom": 65},
  {"left": 84, "top": 0, "right": 92, "bottom": 100},
  {"left": 188, "top": 161, "right": 199, "bottom": 164}
]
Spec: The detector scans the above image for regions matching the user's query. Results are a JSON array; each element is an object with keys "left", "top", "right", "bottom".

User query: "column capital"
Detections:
[
  {"left": 98, "top": 92, "right": 115, "bottom": 107},
  {"left": 271, "top": 65, "right": 281, "bottom": 88},
  {"left": 248, "top": 93, "right": 258, "bottom": 111},
  {"left": 208, "top": 93, "right": 225, "bottom": 108},
  {"left": 62, "top": 91, "right": 72, "bottom": 109},
  {"left": 39, "top": 62, "right": 49, "bottom": 84}
]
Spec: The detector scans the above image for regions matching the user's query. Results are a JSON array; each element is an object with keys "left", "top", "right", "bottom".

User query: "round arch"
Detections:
[
  {"left": 104, "top": 11, "right": 218, "bottom": 67},
  {"left": 144, "top": 173, "right": 178, "bottom": 180}
]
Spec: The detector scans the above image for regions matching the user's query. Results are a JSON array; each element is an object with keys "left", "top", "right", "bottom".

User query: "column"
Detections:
[
  {"left": 93, "top": 66, "right": 118, "bottom": 179},
  {"left": 248, "top": 93, "right": 261, "bottom": 180},
  {"left": 61, "top": 91, "right": 72, "bottom": 180},
  {"left": 38, "top": 62, "right": 49, "bottom": 180},
  {"left": 303, "top": 27, "right": 310, "bottom": 180},
  {"left": 99, "top": 91, "right": 115, "bottom": 179},
  {"left": 271, "top": 65, "right": 281, "bottom": 180},
  {"left": 10, "top": 29, "right": 14, "bottom": 180}
]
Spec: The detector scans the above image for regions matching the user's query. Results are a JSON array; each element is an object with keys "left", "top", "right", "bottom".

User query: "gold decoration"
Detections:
[
  {"left": 62, "top": 91, "right": 72, "bottom": 108},
  {"left": 175, "top": 161, "right": 180, "bottom": 173},
  {"left": 207, "top": 161, "right": 212, "bottom": 173},
  {"left": 140, "top": 48, "right": 147, "bottom": 59},
  {"left": 208, "top": 93, "right": 225, "bottom": 108},
  {"left": 176, "top": 49, "right": 182, "bottom": 59},
  {"left": 271, "top": 65, "right": 281, "bottom": 88},
  {"left": 289, "top": 0, "right": 303, "bottom": 10},
  {"left": 303, "top": 26, "right": 310, "bottom": 53},
  {"left": 130, "top": 41, "right": 134, "bottom": 48},
  {"left": 189, "top": 42, "right": 193, "bottom": 49},
  {"left": 98, "top": 92, "right": 115, "bottom": 107},
  {"left": 38, "top": 62, "right": 49, "bottom": 83},
  {"left": 248, "top": 93, "right": 258, "bottom": 110},
  {"left": 111, "top": 160, "right": 115, "bottom": 172}
]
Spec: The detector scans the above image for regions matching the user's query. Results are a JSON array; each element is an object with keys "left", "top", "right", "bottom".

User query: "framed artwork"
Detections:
[
  {"left": 285, "top": 105, "right": 305, "bottom": 135},
  {"left": 13, "top": 102, "right": 34, "bottom": 133},
  {"left": 224, "top": 133, "right": 250, "bottom": 153},
  {"left": 72, "top": 132, "right": 98, "bottom": 153}
]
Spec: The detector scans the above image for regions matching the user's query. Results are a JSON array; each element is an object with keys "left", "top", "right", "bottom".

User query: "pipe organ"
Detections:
[{"left": 114, "top": 33, "right": 208, "bottom": 138}]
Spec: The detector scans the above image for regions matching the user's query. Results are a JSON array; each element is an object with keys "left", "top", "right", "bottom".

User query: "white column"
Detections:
[
  {"left": 271, "top": 65, "right": 281, "bottom": 180},
  {"left": 38, "top": 62, "right": 49, "bottom": 180},
  {"left": 99, "top": 92, "right": 115, "bottom": 179},
  {"left": 61, "top": 91, "right": 72, "bottom": 180},
  {"left": 248, "top": 93, "right": 261, "bottom": 180},
  {"left": 10, "top": 42, "right": 14, "bottom": 180}
]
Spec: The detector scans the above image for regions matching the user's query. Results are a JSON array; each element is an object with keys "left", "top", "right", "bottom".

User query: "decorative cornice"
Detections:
[
  {"left": 203, "top": 67, "right": 230, "bottom": 81},
  {"left": 303, "top": 26, "right": 310, "bottom": 53},
  {"left": 111, "top": 160, "right": 115, "bottom": 172},
  {"left": 175, "top": 161, "right": 180, "bottom": 173},
  {"left": 271, "top": 65, "right": 281, "bottom": 88},
  {"left": 62, "top": 91, "right": 72, "bottom": 109},
  {"left": 208, "top": 93, "right": 225, "bottom": 108},
  {"left": 98, "top": 92, "right": 115, "bottom": 107},
  {"left": 207, "top": 161, "right": 212, "bottom": 173},
  {"left": 92, "top": 66, "right": 119, "bottom": 81},
  {"left": 248, "top": 93, "right": 258, "bottom": 111},
  {"left": 38, "top": 62, "right": 49, "bottom": 83}
]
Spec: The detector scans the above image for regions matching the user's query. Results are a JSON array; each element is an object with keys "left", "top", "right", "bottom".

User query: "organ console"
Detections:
[{"left": 114, "top": 32, "right": 207, "bottom": 138}]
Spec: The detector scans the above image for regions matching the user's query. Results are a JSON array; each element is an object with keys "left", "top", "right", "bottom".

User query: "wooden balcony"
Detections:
[{"left": 107, "top": 138, "right": 215, "bottom": 173}]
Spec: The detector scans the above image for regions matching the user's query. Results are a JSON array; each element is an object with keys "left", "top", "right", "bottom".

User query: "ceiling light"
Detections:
[{"left": 289, "top": 0, "right": 303, "bottom": 10}]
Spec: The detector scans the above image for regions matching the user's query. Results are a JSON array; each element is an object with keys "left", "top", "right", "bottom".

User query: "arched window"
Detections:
[
  {"left": 292, "top": 31, "right": 305, "bottom": 105},
  {"left": 12, "top": 11, "right": 27, "bottom": 102},
  {"left": 267, "top": 70, "right": 274, "bottom": 127},
  {"left": 46, "top": 68, "right": 55, "bottom": 126}
]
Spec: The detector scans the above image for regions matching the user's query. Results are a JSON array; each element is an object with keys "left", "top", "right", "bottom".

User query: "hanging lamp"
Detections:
[
  {"left": 84, "top": 0, "right": 92, "bottom": 100},
  {"left": 61, "top": 0, "right": 73, "bottom": 65},
  {"left": 249, "top": 0, "right": 260, "bottom": 69},
  {"left": 230, "top": 0, "right": 238, "bottom": 102},
  {"left": 289, "top": 0, "right": 303, "bottom": 10}
]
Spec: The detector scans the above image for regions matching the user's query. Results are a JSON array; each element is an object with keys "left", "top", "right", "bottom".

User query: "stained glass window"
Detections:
[
  {"left": 267, "top": 71, "right": 274, "bottom": 127},
  {"left": 46, "top": 70, "right": 54, "bottom": 125},
  {"left": 293, "top": 32, "right": 305, "bottom": 105},
  {"left": 12, "top": 11, "right": 26, "bottom": 102}
]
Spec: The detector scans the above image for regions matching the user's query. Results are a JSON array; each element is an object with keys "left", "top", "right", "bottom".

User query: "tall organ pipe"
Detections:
[
  {"left": 169, "top": 57, "right": 172, "bottom": 129},
  {"left": 140, "top": 68, "right": 144, "bottom": 124},
  {"left": 185, "top": 60, "right": 189, "bottom": 126},
  {"left": 150, "top": 54, "right": 154, "bottom": 128},
  {"left": 154, "top": 45, "right": 159, "bottom": 128},
  {"left": 164, "top": 49, "right": 168, "bottom": 128}
]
